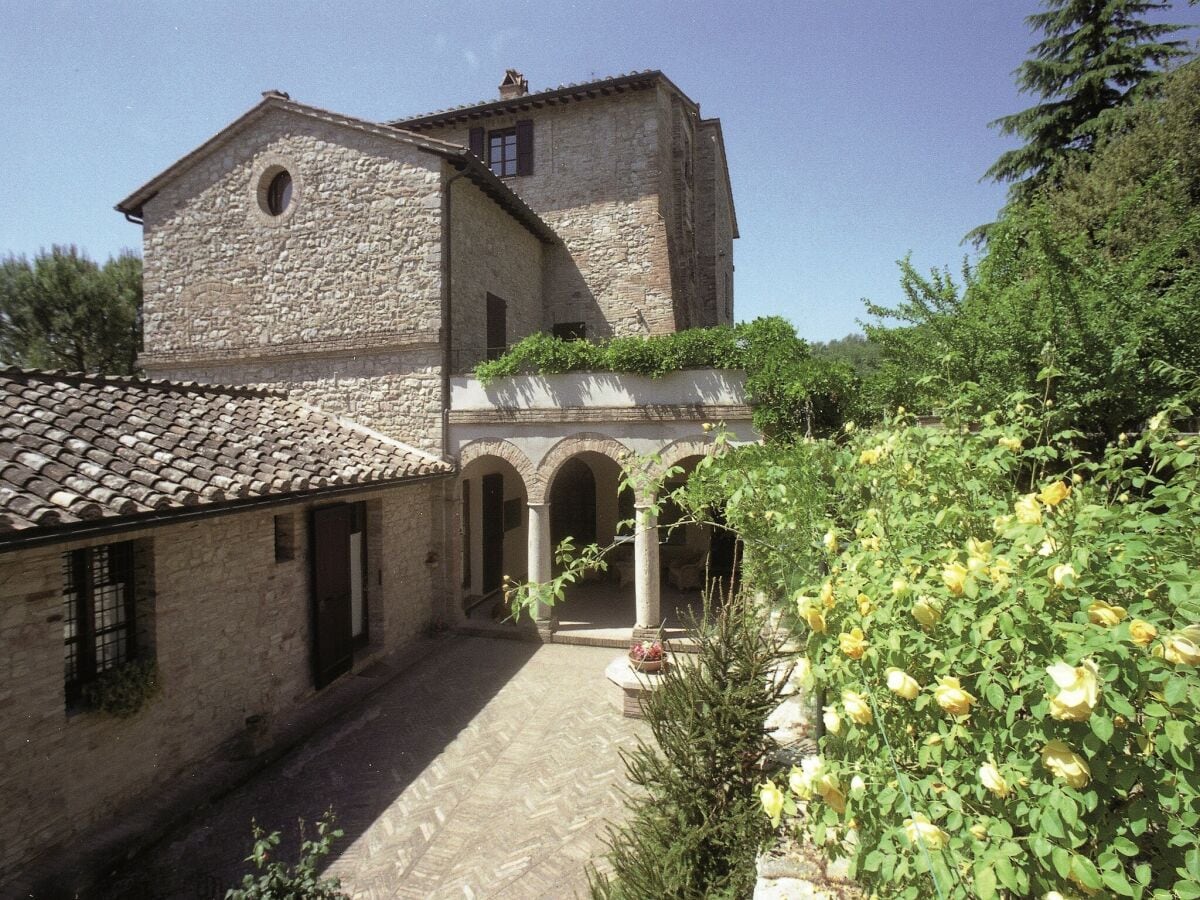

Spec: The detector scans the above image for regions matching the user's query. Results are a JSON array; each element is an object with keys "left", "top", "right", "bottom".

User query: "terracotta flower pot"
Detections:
[{"left": 629, "top": 654, "right": 665, "bottom": 674}]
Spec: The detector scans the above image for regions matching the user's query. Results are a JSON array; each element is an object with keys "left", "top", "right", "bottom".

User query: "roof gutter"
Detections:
[{"left": 0, "top": 470, "right": 453, "bottom": 556}]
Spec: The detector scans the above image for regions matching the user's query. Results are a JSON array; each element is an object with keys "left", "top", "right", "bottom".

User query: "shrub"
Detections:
[
  {"left": 226, "top": 809, "right": 346, "bottom": 900},
  {"left": 589, "top": 596, "right": 790, "bottom": 899},
  {"left": 81, "top": 658, "right": 159, "bottom": 718},
  {"left": 729, "top": 395, "right": 1200, "bottom": 898}
]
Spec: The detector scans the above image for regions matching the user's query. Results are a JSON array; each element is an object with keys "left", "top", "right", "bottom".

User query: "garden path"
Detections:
[{"left": 103, "top": 637, "right": 646, "bottom": 899}]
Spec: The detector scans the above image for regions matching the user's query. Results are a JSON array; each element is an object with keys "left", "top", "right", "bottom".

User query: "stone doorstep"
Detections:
[{"left": 8, "top": 634, "right": 453, "bottom": 899}]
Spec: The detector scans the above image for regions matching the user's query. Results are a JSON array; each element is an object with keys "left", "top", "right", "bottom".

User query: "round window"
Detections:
[{"left": 265, "top": 170, "right": 293, "bottom": 216}]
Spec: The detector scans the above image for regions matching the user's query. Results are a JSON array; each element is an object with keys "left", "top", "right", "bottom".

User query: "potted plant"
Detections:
[{"left": 628, "top": 638, "right": 666, "bottom": 674}]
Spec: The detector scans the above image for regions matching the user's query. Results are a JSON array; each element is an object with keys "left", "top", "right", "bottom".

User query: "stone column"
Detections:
[
  {"left": 633, "top": 501, "right": 661, "bottom": 635},
  {"left": 527, "top": 502, "right": 553, "bottom": 636}
]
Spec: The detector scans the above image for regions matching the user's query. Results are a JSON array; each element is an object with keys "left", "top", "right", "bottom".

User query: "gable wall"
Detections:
[
  {"left": 696, "top": 120, "right": 735, "bottom": 326},
  {"left": 138, "top": 109, "right": 447, "bottom": 451},
  {"left": 0, "top": 480, "right": 444, "bottom": 890}
]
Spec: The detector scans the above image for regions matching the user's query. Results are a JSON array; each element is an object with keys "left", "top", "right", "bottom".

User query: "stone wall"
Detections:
[
  {"left": 139, "top": 106, "right": 447, "bottom": 450},
  {"left": 159, "top": 348, "right": 445, "bottom": 456},
  {"left": 449, "top": 176, "right": 544, "bottom": 371},
  {"left": 696, "top": 120, "right": 735, "bottom": 326},
  {"left": 410, "top": 88, "right": 678, "bottom": 338},
  {"left": 0, "top": 480, "right": 445, "bottom": 887}
]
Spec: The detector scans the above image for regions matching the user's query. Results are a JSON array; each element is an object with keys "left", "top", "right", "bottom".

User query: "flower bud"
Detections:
[
  {"left": 842, "top": 690, "right": 873, "bottom": 725},
  {"left": 886, "top": 668, "right": 920, "bottom": 700}
]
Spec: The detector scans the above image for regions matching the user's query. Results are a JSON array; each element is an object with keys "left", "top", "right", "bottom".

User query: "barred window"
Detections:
[{"left": 63, "top": 542, "right": 137, "bottom": 704}]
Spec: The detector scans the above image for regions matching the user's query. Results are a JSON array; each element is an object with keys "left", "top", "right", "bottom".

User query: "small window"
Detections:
[
  {"left": 274, "top": 513, "right": 296, "bottom": 562},
  {"left": 266, "top": 170, "right": 293, "bottom": 216},
  {"left": 488, "top": 127, "right": 518, "bottom": 177},
  {"left": 552, "top": 322, "right": 587, "bottom": 342},
  {"left": 64, "top": 542, "right": 137, "bottom": 704}
]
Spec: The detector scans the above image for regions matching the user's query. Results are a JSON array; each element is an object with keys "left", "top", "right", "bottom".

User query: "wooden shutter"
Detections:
[
  {"left": 468, "top": 127, "right": 484, "bottom": 161},
  {"left": 486, "top": 294, "right": 507, "bottom": 360},
  {"left": 516, "top": 120, "right": 534, "bottom": 175}
]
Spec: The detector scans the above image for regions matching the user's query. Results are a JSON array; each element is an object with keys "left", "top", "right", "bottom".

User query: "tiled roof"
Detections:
[
  {"left": 389, "top": 69, "right": 694, "bottom": 130},
  {"left": 0, "top": 368, "right": 450, "bottom": 541}
]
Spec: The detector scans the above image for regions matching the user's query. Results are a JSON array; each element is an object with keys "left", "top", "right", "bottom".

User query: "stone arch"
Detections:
[
  {"left": 530, "top": 433, "right": 633, "bottom": 504},
  {"left": 458, "top": 438, "right": 538, "bottom": 497},
  {"left": 638, "top": 438, "right": 721, "bottom": 503}
]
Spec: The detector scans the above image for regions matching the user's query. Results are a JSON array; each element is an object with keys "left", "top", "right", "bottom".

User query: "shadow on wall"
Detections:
[{"left": 477, "top": 369, "right": 744, "bottom": 410}]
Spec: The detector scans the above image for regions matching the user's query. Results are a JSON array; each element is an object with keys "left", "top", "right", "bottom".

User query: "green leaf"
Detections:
[
  {"left": 1072, "top": 855, "right": 1102, "bottom": 891},
  {"left": 1091, "top": 714, "right": 1115, "bottom": 741},
  {"left": 974, "top": 864, "right": 997, "bottom": 899}
]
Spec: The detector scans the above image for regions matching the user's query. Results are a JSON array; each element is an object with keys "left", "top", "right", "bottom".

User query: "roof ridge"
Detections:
[
  {"left": 0, "top": 366, "right": 289, "bottom": 399},
  {"left": 389, "top": 69, "right": 677, "bottom": 127}
]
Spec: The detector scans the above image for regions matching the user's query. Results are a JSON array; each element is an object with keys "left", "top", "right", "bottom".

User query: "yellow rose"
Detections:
[
  {"left": 1087, "top": 600, "right": 1127, "bottom": 627},
  {"left": 823, "top": 704, "right": 842, "bottom": 734},
  {"left": 823, "top": 529, "right": 838, "bottom": 552},
  {"left": 850, "top": 775, "right": 866, "bottom": 799},
  {"left": 969, "top": 822, "right": 989, "bottom": 841},
  {"left": 861, "top": 534, "right": 881, "bottom": 551},
  {"left": 1042, "top": 740, "right": 1091, "bottom": 789},
  {"left": 1015, "top": 493, "right": 1042, "bottom": 525},
  {"left": 891, "top": 576, "right": 910, "bottom": 598},
  {"left": 967, "top": 538, "right": 992, "bottom": 562},
  {"left": 820, "top": 581, "right": 836, "bottom": 609},
  {"left": 1129, "top": 619, "right": 1158, "bottom": 646},
  {"left": 989, "top": 556, "right": 1013, "bottom": 588},
  {"left": 839, "top": 627, "right": 869, "bottom": 660},
  {"left": 816, "top": 773, "right": 847, "bottom": 813},
  {"left": 842, "top": 690, "right": 873, "bottom": 725},
  {"left": 1164, "top": 634, "right": 1200, "bottom": 665},
  {"left": 857, "top": 593, "right": 873, "bottom": 616},
  {"left": 903, "top": 813, "right": 949, "bottom": 850},
  {"left": 912, "top": 596, "right": 943, "bottom": 628},
  {"left": 759, "top": 780, "right": 785, "bottom": 826},
  {"left": 1050, "top": 563, "right": 1076, "bottom": 589},
  {"left": 978, "top": 762, "right": 1010, "bottom": 798},
  {"left": 998, "top": 436, "right": 1022, "bottom": 452},
  {"left": 1047, "top": 659, "right": 1100, "bottom": 722},
  {"left": 993, "top": 514, "right": 1013, "bottom": 533},
  {"left": 1039, "top": 481, "right": 1071, "bottom": 507},
  {"left": 934, "top": 676, "right": 977, "bottom": 717},
  {"left": 859, "top": 446, "right": 883, "bottom": 465},
  {"left": 886, "top": 668, "right": 921, "bottom": 701},
  {"left": 797, "top": 598, "right": 826, "bottom": 633},
  {"left": 942, "top": 561, "right": 969, "bottom": 595}
]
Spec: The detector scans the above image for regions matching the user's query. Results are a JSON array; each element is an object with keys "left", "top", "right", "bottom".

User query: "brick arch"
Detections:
[
  {"left": 530, "top": 433, "right": 633, "bottom": 505},
  {"left": 638, "top": 438, "right": 720, "bottom": 504},
  {"left": 458, "top": 439, "right": 538, "bottom": 498}
]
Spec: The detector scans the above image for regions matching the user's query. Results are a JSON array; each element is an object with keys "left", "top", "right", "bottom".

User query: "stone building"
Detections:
[
  {"left": 0, "top": 69, "right": 749, "bottom": 890},
  {"left": 115, "top": 68, "right": 748, "bottom": 637}
]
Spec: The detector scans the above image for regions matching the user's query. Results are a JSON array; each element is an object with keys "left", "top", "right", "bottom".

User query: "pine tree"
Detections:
[
  {"left": 588, "top": 597, "right": 789, "bottom": 899},
  {"left": 986, "top": 0, "right": 1187, "bottom": 202},
  {"left": 0, "top": 246, "right": 142, "bottom": 374}
]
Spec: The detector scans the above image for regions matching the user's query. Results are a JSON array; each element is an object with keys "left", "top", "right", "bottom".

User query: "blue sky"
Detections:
[{"left": 2, "top": 1, "right": 1197, "bottom": 341}]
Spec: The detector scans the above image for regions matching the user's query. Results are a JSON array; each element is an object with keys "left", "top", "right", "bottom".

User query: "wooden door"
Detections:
[
  {"left": 482, "top": 473, "right": 504, "bottom": 594},
  {"left": 311, "top": 504, "right": 354, "bottom": 689},
  {"left": 486, "top": 295, "right": 507, "bottom": 361}
]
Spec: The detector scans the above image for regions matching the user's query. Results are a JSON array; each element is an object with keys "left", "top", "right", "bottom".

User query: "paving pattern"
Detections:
[{"left": 102, "top": 637, "right": 647, "bottom": 900}]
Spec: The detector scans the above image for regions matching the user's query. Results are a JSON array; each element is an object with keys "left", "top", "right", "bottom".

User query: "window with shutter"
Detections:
[{"left": 483, "top": 121, "right": 533, "bottom": 177}]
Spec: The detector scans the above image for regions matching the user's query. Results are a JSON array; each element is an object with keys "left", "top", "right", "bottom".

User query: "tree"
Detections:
[
  {"left": 0, "top": 246, "right": 141, "bottom": 374},
  {"left": 985, "top": 0, "right": 1187, "bottom": 204}
]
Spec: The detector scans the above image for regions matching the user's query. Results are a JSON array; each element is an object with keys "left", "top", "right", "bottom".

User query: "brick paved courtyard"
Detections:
[{"left": 103, "top": 636, "right": 648, "bottom": 899}]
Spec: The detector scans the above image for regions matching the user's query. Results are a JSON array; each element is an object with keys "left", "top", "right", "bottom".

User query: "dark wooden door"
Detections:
[
  {"left": 482, "top": 473, "right": 504, "bottom": 594},
  {"left": 486, "top": 295, "right": 507, "bottom": 361},
  {"left": 311, "top": 504, "right": 354, "bottom": 689}
]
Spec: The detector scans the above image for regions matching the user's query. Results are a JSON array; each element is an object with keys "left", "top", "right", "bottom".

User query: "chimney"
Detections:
[{"left": 498, "top": 69, "right": 529, "bottom": 100}]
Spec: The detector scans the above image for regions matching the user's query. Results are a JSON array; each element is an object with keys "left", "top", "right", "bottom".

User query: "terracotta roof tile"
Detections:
[{"left": 0, "top": 368, "right": 451, "bottom": 539}]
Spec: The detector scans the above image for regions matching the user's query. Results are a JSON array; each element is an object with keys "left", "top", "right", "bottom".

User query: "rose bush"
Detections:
[{"left": 687, "top": 395, "right": 1200, "bottom": 898}]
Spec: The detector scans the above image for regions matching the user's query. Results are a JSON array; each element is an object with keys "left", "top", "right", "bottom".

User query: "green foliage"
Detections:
[
  {"left": 703, "top": 388, "right": 1200, "bottom": 899},
  {"left": 869, "top": 60, "right": 1200, "bottom": 442},
  {"left": 984, "top": 0, "right": 1188, "bottom": 205},
  {"left": 226, "top": 809, "right": 347, "bottom": 900},
  {"left": 80, "top": 659, "right": 159, "bottom": 718},
  {"left": 476, "top": 317, "right": 862, "bottom": 440},
  {"left": 589, "top": 596, "right": 791, "bottom": 899},
  {"left": 0, "top": 246, "right": 142, "bottom": 374}
]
